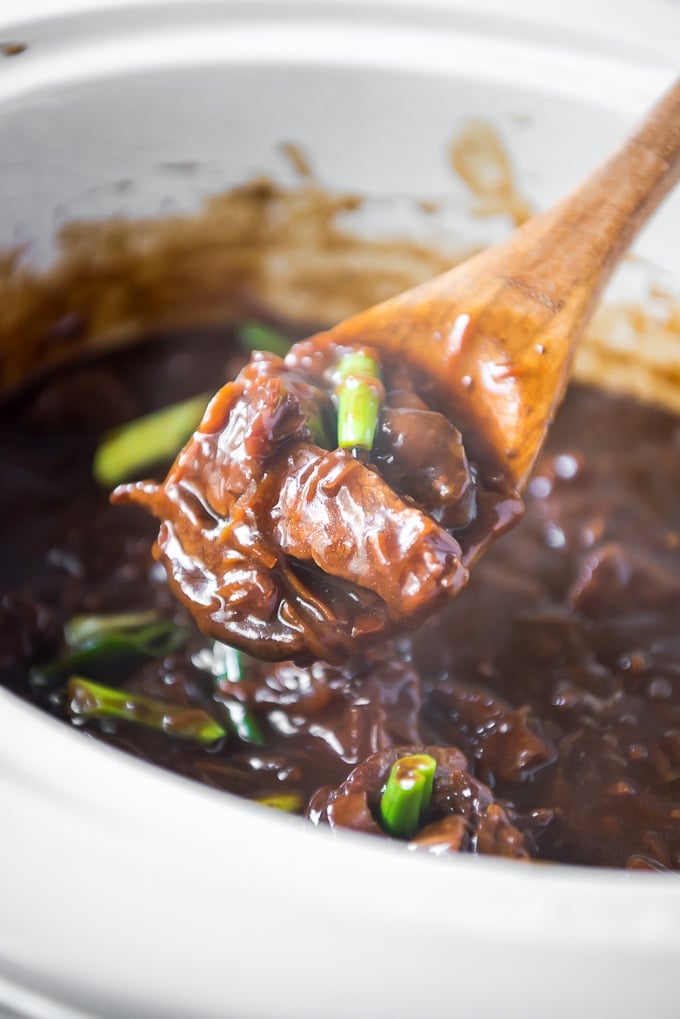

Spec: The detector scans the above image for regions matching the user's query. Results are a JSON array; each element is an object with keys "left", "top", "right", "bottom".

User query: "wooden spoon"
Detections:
[
  {"left": 116, "top": 81, "right": 680, "bottom": 663},
  {"left": 291, "top": 78, "right": 680, "bottom": 492}
]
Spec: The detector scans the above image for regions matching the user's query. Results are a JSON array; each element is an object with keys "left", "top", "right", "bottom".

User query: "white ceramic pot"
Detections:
[{"left": 1, "top": 2, "right": 679, "bottom": 1017}]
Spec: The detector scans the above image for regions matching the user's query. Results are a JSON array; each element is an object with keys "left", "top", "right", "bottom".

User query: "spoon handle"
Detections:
[
  {"left": 509, "top": 77, "right": 680, "bottom": 333},
  {"left": 451, "top": 77, "right": 678, "bottom": 480},
  {"left": 480, "top": 76, "right": 680, "bottom": 485}
]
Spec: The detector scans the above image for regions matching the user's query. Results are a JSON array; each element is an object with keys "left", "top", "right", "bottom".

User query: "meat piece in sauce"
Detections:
[
  {"left": 113, "top": 352, "right": 474, "bottom": 662},
  {"left": 4, "top": 318, "right": 680, "bottom": 871},
  {"left": 308, "top": 744, "right": 530, "bottom": 859},
  {"left": 373, "top": 377, "right": 476, "bottom": 529}
]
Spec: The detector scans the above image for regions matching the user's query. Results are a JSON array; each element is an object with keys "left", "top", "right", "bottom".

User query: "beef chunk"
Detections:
[
  {"left": 113, "top": 353, "right": 469, "bottom": 662},
  {"left": 309, "top": 744, "right": 530, "bottom": 859}
]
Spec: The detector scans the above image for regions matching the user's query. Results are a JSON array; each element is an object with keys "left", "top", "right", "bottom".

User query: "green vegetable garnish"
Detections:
[
  {"left": 379, "top": 753, "right": 437, "bottom": 839},
  {"left": 222, "top": 698, "right": 266, "bottom": 746},
  {"left": 192, "top": 640, "right": 266, "bottom": 746},
  {"left": 191, "top": 641, "right": 246, "bottom": 683},
  {"left": 236, "top": 322, "right": 291, "bottom": 357},
  {"left": 32, "top": 612, "right": 189, "bottom": 688},
  {"left": 236, "top": 321, "right": 331, "bottom": 445},
  {"left": 334, "top": 350, "right": 383, "bottom": 455},
  {"left": 64, "top": 611, "right": 184, "bottom": 653},
  {"left": 93, "top": 392, "right": 209, "bottom": 487},
  {"left": 67, "top": 676, "right": 226, "bottom": 746},
  {"left": 256, "top": 793, "right": 305, "bottom": 812},
  {"left": 305, "top": 406, "right": 334, "bottom": 449}
]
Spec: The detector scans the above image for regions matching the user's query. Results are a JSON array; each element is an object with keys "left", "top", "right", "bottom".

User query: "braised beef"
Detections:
[
  {"left": 2, "top": 323, "right": 680, "bottom": 869},
  {"left": 308, "top": 744, "right": 530, "bottom": 860},
  {"left": 112, "top": 349, "right": 496, "bottom": 662}
]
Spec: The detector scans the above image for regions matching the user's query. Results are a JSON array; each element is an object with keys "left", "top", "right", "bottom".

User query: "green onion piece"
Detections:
[
  {"left": 237, "top": 322, "right": 329, "bottom": 446},
  {"left": 191, "top": 641, "right": 246, "bottom": 681},
  {"left": 224, "top": 645, "right": 246, "bottom": 683},
  {"left": 67, "top": 676, "right": 226, "bottom": 746},
  {"left": 32, "top": 614, "right": 189, "bottom": 689},
  {"left": 222, "top": 698, "right": 266, "bottom": 746},
  {"left": 236, "top": 322, "right": 291, "bottom": 357},
  {"left": 256, "top": 793, "right": 305, "bottom": 812},
  {"left": 65, "top": 610, "right": 165, "bottom": 649},
  {"left": 306, "top": 407, "right": 333, "bottom": 449},
  {"left": 65, "top": 614, "right": 188, "bottom": 659},
  {"left": 93, "top": 392, "right": 209, "bottom": 487},
  {"left": 192, "top": 641, "right": 265, "bottom": 746},
  {"left": 334, "top": 350, "right": 383, "bottom": 454},
  {"left": 220, "top": 644, "right": 246, "bottom": 683},
  {"left": 379, "top": 753, "right": 437, "bottom": 839}
]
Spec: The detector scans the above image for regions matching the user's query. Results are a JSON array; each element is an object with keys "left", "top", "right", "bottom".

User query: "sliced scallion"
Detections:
[
  {"left": 192, "top": 641, "right": 246, "bottom": 682},
  {"left": 93, "top": 392, "right": 209, "bottom": 487},
  {"left": 32, "top": 612, "right": 189, "bottom": 688},
  {"left": 256, "top": 793, "right": 305, "bottom": 812},
  {"left": 236, "top": 322, "right": 291, "bottom": 358},
  {"left": 379, "top": 753, "right": 437, "bottom": 839},
  {"left": 64, "top": 611, "right": 185, "bottom": 653},
  {"left": 222, "top": 698, "right": 266, "bottom": 746},
  {"left": 67, "top": 676, "right": 226, "bottom": 746},
  {"left": 192, "top": 640, "right": 265, "bottom": 746},
  {"left": 334, "top": 350, "right": 383, "bottom": 455}
]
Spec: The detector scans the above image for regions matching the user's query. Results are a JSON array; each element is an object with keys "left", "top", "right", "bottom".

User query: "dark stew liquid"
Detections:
[{"left": 2, "top": 323, "right": 680, "bottom": 869}]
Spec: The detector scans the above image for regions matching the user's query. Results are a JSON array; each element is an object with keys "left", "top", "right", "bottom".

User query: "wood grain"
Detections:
[{"left": 303, "top": 78, "right": 680, "bottom": 488}]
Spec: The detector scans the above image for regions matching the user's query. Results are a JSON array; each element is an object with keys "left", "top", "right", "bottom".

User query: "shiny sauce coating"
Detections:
[
  {"left": 112, "top": 344, "right": 521, "bottom": 662},
  {"left": 1, "top": 324, "right": 680, "bottom": 869}
]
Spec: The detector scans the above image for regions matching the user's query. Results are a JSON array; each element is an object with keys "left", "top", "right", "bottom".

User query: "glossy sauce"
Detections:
[{"left": 1, "top": 325, "right": 680, "bottom": 869}]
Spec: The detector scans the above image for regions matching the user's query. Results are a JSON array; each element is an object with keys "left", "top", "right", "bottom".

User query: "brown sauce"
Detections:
[{"left": 1, "top": 323, "right": 680, "bottom": 869}]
